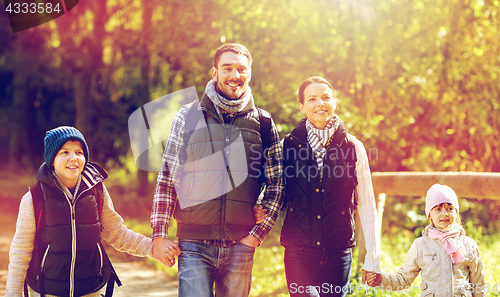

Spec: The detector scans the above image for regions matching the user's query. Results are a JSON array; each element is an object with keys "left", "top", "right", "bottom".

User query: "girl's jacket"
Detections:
[{"left": 380, "top": 225, "right": 485, "bottom": 297}]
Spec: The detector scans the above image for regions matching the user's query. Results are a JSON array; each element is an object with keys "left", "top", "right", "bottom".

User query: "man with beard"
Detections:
[{"left": 151, "top": 43, "right": 284, "bottom": 297}]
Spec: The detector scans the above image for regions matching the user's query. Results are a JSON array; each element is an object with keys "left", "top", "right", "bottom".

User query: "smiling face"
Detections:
[
  {"left": 300, "top": 83, "right": 337, "bottom": 129},
  {"left": 52, "top": 140, "right": 85, "bottom": 189},
  {"left": 429, "top": 203, "right": 458, "bottom": 231},
  {"left": 211, "top": 51, "right": 252, "bottom": 100}
]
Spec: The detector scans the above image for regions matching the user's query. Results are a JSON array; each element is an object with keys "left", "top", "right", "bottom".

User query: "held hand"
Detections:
[
  {"left": 152, "top": 237, "right": 181, "bottom": 268},
  {"left": 362, "top": 269, "right": 368, "bottom": 284},
  {"left": 240, "top": 234, "right": 259, "bottom": 248},
  {"left": 367, "top": 273, "right": 382, "bottom": 287},
  {"left": 253, "top": 204, "right": 268, "bottom": 224},
  {"left": 362, "top": 269, "right": 382, "bottom": 287}
]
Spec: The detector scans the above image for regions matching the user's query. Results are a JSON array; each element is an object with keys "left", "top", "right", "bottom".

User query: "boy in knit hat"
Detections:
[
  {"left": 6, "top": 126, "right": 156, "bottom": 297},
  {"left": 366, "top": 183, "right": 486, "bottom": 296}
]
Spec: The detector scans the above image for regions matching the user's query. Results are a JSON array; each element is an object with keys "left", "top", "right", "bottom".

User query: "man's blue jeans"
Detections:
[
  {"left": 284, "top": 245, "right": 352, "bottom": 297},
  {"left": 178, "top": 239, "right": 255, "bottom": 297}
]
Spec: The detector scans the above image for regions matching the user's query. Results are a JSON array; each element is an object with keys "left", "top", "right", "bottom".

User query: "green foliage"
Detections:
[
  {"left": 251, "top": 215, "right": 288, "bottom": 297},
  {"left": 2, "top": 0, "right": 500, "bottom": 174},
  {"left": 2, "top": 0, "right": 500, "bottom": 228},
  {"left": 251, "top": 243, "right": 287, "bottom": 296},
  {"left": 124, "top": 216, "right": 500, "bottom": 296},
  {"left": 382, "top": 194, "right": 500, "bottom": 237},
  {"left": 2, "top": 165, "right": 499, "bottom": 296},
  {"left": 2, "top": 1, "right": 500, "bottom": 293},
  {"left": 476, "top": 234, "right": 500, "bottom": 296}
]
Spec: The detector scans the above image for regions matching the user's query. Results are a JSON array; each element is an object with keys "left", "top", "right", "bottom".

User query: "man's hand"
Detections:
[
  {"left": 253, "top": 204, "right": 268, "bottom": 224},
  {"left": 362, "top": 269, "right": 381, "bottom": 287},
  {"left": 152, "top": 237, "right": 181, "bottom": 268},
  {"left": 240, "top": 234, "right": 259, "bottom": 247}
]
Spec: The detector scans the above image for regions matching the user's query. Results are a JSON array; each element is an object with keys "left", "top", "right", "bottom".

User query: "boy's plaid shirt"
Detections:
[{"left": 150, "top": 102, "right": 284, "bottom": 244}]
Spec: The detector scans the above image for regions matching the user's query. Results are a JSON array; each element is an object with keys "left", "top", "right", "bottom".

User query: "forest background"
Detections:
[{"left": 1, "top": 0, "right": 500, "bottom": 296}]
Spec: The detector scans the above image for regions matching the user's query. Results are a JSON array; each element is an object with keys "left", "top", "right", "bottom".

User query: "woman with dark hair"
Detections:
[{"left": 278, "top": 76, "right": 381, "bottom": 296}]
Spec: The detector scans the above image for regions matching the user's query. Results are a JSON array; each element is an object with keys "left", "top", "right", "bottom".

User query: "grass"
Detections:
[
  {"left": 2, "top": 168, "right": 498, "bottom": 296},
  {"left": 477, "top": 234, "right": 500, "bottom": 296},
  {"left": 123, "top": 216, "right": 500, "bottom": 296}
]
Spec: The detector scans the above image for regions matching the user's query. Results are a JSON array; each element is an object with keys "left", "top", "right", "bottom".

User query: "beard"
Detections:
[{"left": 215, "top": 74, "right": 247, "bottom": 99}]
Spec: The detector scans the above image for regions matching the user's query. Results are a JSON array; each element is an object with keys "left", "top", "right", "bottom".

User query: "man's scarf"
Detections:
[{"left": 206, "top": 79, "right": 252, "bottom": 113}]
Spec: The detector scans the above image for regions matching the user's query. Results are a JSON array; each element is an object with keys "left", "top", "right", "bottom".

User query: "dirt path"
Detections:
[{"left": 0, "top": 197, "right": 178, "bottom": 296}]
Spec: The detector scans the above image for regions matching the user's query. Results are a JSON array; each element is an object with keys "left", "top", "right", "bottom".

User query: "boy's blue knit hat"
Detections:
[{"left": 44, "top": 126, "right": 89, "bottom": 166}]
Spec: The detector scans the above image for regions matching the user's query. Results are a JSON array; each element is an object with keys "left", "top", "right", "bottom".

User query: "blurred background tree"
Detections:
[{"left": 1, "top": 0, "right": 499, "bottom": 230}]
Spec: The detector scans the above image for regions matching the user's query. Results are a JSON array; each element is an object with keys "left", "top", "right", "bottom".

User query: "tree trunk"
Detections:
[
  {"left": 74, "top": 71, "right": 92, "bottom": 139},
  {"left": 9, "top": 69, "right": 36, "bottom": 169},
  {"left": 73, "top": 0, "right": 107, "bottom": 161},
  {"left": 137, "top": 1, "right": 154, "bottom": 197}
]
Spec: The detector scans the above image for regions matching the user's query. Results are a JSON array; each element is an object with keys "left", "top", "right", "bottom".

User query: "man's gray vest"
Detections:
[{"left": 174, "top": 92, "right": 265, "bottom": 241}]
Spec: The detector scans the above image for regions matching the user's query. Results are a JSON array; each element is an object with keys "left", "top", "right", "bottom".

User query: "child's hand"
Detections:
[
  {"left": 164, "top": 240, "right": 181, "bottom": 266},
  {"left": 365, "top": 271, "right": 382, "bottom": 287},
  {"left": 153, "top": 237, "right": 181, "bottom": 268},
  {"left": 253, "top": 204, "right": 268, "bottom": 224}
]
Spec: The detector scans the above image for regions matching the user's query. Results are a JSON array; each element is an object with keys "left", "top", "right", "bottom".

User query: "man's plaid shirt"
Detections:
[{"left": 151, "top": 101, "right": 284, "bottom": 244}]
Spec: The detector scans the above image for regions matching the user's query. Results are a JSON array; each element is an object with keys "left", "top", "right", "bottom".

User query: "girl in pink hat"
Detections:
[{"left": 366, "top": 183, "right": 486, "bottom": 296}]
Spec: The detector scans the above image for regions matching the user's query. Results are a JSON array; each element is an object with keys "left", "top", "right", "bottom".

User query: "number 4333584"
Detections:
[{"left": 6, "top": 2, "right": 61, "bottom": 14}]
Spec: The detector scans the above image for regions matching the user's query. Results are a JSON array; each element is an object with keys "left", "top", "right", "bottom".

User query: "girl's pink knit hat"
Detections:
[{"left": 425, "top": 184, "right": 459, "bottom": 217}]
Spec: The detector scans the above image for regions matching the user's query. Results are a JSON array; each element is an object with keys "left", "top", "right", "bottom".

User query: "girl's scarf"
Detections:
[
  {"left": 305, "top": 116, "right": 340, "bottom": 173},
  {"left": 206, "top": 79, "right": 252, "bottom": 114},
  {"left": 427, "top": 228, "right": 465, "bottom": 264}
]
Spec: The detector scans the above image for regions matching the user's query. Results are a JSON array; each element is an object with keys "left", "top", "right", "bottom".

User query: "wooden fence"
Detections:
[
  {"left": 371, "top": 172, "right": 500, "bottom": 200},
  {"left": 355, "top": 172, "right": 500, "bottom": 272}
]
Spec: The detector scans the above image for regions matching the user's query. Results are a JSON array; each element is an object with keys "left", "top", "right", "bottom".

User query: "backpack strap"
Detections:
[
  {"left": 257, "top": 108, "right": 272, "bottom": 153},
  {"left": 28, "top": 183, "right": 46, "bottom": 297},
  {"left": 180, "top": 100, "right": 204, "bottom": 162},
  {"left": 30, "top": 183, "right": 45, "bottom": 240},
  {"left": 94, "top": 182, "right": 104, "bottom": 221},
  {"left": 102, "top": 242, "right": 122, "bottom": 297},
  {"left": 257, "top": 108, "right": 272, "bottom": 190},
  {"left": 104, "top": 269, "right": 122, "bottom": 297},
  {"left": 184, "top": 100, "right": 202, "bottom": 132}
]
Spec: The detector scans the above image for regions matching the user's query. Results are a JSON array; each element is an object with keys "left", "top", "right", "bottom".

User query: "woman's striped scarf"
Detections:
[{"left": 305, "top": 116, "right": 340, "bottom": 176}]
